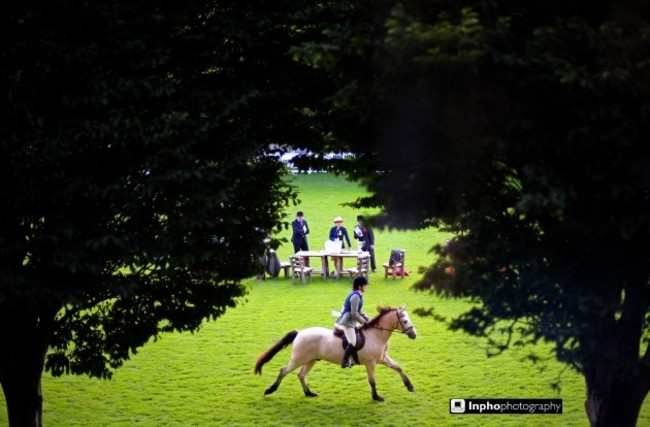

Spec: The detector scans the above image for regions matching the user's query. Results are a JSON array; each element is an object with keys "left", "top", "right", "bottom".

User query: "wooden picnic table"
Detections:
[{"left": 295, "top": 250, "right": 370, "bottom": 279}]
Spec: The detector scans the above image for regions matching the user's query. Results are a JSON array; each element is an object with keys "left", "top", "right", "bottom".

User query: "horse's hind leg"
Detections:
[
  {"left": 297, "top": 360, "right": 318, "bottom": 397},
  {"left": 265, "top": 360, "right": 299, "bottom": 395},
  {"left": 380, "top": 355, "right": 414, "bottom": 392}
]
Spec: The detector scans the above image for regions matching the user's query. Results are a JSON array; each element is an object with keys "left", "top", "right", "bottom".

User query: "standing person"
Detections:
[
  {"left": 336, "top": 277, "right": 370, "bottom": 368},
  {"left": 291, "top": 211, "right": 310, "bottom": 253},
  {"left": 329, "top": 217, "right": 351, "bottom": 249},
  {"left": 354, "top": 215, "right": 377, "bottom": 272},
  {"left": 329, "top": 217, "right": 352, "bottom": 273}
]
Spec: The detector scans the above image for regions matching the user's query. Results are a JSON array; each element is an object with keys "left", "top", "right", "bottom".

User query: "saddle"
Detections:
[{"left": 333, "top": 327, "right": 366, "bottom": 352}]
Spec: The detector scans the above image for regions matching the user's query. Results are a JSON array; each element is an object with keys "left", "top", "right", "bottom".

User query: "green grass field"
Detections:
[{"left": 2, "top": 173, "right": 649, "bottom": 426}]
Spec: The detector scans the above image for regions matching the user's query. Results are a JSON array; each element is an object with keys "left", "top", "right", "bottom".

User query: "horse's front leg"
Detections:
[
  {"left": 365, "top": 362, "right": 384, "bottom": 402},
  {"left": 380, "top": 355, "right": 415, "bottom": 392}
]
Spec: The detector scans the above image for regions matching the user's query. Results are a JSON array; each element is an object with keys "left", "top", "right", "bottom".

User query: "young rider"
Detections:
[{"left": 336, "top": 277, "right": 370, "bottom": 368}]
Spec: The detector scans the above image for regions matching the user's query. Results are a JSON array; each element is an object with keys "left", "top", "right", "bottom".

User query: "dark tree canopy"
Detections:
[
  {"left": 0, "top": 1, "right": 326, "bottom": 425},
  {"left": 293, "top": 1, "right": 650, "bottom": 426},
  {"left": 3, "top": 1, "right": 649, "bottom": 426}
]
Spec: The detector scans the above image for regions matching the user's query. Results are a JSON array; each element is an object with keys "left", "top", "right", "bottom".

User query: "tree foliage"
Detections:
[
  {"left": 293, "top": 1, "right": 650, "bottom": 425},
  {"left": 0, "top": 1, "right": 326, "bottom": 424}
]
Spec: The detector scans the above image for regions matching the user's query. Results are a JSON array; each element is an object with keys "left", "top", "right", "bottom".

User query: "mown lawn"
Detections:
[{"left": 2, "top": 173, "right": 648, "bottom": 426}]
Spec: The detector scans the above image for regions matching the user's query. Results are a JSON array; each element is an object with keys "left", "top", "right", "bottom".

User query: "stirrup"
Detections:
[{"left": 341, "top": 353, "right": 353, "bottom": 368}]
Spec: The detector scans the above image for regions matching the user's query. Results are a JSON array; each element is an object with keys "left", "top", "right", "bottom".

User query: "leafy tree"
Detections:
[
  {"left": 0, "top": 1, "right": 324, "bottom": 425},
  {"left": 295, "top": 1, "right": 650, "bottom": 425}
]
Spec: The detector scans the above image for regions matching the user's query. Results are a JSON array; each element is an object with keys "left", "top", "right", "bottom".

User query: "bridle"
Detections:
[{"left": 371, "top": 308, "right": 414, "bottom": 334}]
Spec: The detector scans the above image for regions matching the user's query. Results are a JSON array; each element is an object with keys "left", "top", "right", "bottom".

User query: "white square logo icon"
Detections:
[{"left": 450, "top": 399, "right": 466, "bottom": 414}]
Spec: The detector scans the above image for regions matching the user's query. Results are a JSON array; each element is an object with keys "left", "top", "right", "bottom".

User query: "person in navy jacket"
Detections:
[
  {"left": 353, "top": 215, "right": 376, "bottom": 272},
  {"left": 291, "top": 211, "right": 310, "bottom": 253},
  {"left": 329, "top": 216, "right": 351, "bottom": 249},
  {"left": 329, "top": 217, "right": 351, "bottom": 274}
]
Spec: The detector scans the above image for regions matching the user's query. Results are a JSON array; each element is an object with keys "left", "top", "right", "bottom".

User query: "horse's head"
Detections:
[{"left": 396, "top": 307, "right": 417, "bottom": 339}]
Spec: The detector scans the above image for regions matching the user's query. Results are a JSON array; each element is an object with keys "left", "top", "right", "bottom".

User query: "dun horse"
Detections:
[{"left": 254, "top": 306, "right": 417, "bottom": 401}]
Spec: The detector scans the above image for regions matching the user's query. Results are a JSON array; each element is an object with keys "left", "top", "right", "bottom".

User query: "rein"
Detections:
[{"left": 371, "top": 325, "right": 412, "bottom": 334}]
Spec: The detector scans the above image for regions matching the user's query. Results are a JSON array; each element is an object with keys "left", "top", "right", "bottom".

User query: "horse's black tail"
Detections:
[{"left": 254, "top": 330, "right": 298, "bottom": 375}]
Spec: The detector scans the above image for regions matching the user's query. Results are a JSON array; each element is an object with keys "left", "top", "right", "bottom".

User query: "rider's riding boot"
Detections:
[
  {"left": 341, "top": 343, "right": 355, "bottom": 368},
  {"left": 350, "top": 346, "right": 360, "bottom": 365}
]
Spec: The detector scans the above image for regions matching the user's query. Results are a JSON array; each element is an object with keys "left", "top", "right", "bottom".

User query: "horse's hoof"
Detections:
[
  {"left": 373, "top": 395, "right": 385, "bottom": 402},
  {"left": 305, "top": 391, "right": 319, "bottom": 397},
  {"left": 264, "top": 383, "right": 279, "bottom": 395},
  {"left": 407, "top": 385, "right": 415, "bottom": 393}
]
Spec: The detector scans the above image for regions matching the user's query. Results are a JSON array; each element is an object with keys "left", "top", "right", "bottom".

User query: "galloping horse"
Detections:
[{"left": 254, "top": 306, "right": 417, "bottom": 401}]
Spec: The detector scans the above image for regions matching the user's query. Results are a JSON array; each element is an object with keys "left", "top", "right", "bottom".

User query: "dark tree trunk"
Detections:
[
  {"left": 0, "top": 362, "right": 44, "bottom": 427},
  {"left": 584, "top": 365, "right": 650, "bottom": 427},
  {"left": 0, "top": 310, "right": 51, "bottom": 427},
  {"left": 583, "top": 276, "right": 650, "bottom": 427}
]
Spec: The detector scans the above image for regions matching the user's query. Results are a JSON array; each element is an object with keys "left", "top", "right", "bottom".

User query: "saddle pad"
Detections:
[{"left": 333, "top": 327, "right": 366, "bottom": 351}]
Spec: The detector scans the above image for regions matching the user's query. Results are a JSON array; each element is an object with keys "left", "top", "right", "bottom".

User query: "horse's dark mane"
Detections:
[{"left": 362, "top": 305, "right": 396, "bottom": 329}]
